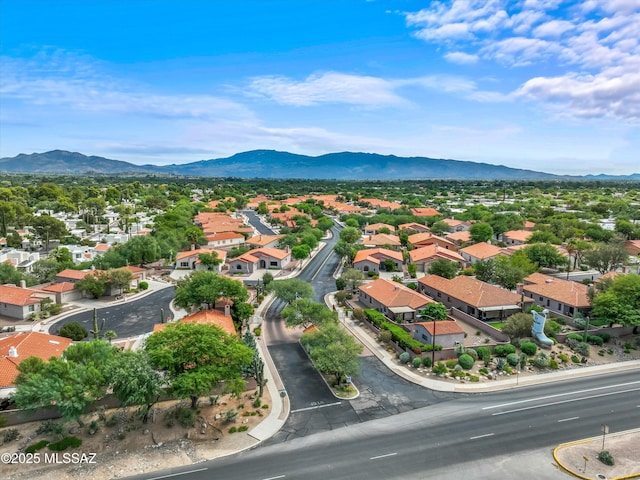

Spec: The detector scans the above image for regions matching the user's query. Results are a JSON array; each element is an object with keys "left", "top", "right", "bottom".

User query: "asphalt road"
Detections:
[
  {"left": 50, "top": 287, "right": 175, "bottom": 339},
  {"left": 128, "top": 370, "right": 640, "bottom": 480}
]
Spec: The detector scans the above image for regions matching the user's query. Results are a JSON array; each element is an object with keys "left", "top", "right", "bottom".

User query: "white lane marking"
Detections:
[
  {"left": 469, "top": 433, "right": 494, "bottom": 440},
  {"left": 291, "top": 401, "right": 342, "bottom": 413},
  {"left": 311, "top": 248, "right": 335, "bottom": 281},
  {"left": 483, "top": 380, "right": 640, "bottom": 410},
  {"left": 148, "top": 468, "right": 208, "bottom": 480},
  {"left": 263, "top": 476, "right": 286, "bottom": 480},
  {"left": 370, "top": 452, "right": 398, "bottom": 460},
  {"left": 558, "top": 417, "right": 580, "bottom": 423},
  {"left": 492, "top": 387, "right": 640, "bottom": 416}
]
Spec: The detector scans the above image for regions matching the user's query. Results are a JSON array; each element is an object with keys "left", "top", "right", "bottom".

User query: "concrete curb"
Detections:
[{"left": 553, "top": 428, "right": 640, "bottom": 480}]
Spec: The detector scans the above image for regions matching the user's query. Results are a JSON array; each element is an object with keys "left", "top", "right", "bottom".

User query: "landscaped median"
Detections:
[{"left": 553, "top": 428, "right": 640, "bottom": 480}]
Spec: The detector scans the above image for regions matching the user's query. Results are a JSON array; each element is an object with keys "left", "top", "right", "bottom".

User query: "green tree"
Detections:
[
  {"left": 340, "top": 268, "right": 365, "bottom": 291},
  {"left": 118, "top": 235, "right": 161, "bottom": 266},
  {"left": 75, "top": 273, "right": 108, "bottom": 299},
  {"left": 301, "top": 324, "right": 363, "bottom": 385},
  {"left": 256, "top": 202, "right": 269, "bottom": 215},
  {"left": 418, "top": 302, "right": 448, "bottom": 321},
  {"left": 473, "top": 258, "right": 495, "bottom": 283},
  {"left": 339, "top": 226, "right": 361, "bottom": 244},
  {"left": 584, "top": 241, "right": 629, "bottom": 274},
  {"left": 334, "top": 240, "right": 357, "bottom": 265},
  {"left": 59, "top": 321, "right": 88, "bottom": 341},
  {"left": 145, "top": 323, "right": 253, "bottom": 408},
  {"left": 469, "top": 223, "right": 494, "bottom": 243},
  {"left": 281, "top": 299, "right": 337, "bottom": 329},
  {"left": 592, "top": 274, "right": 640, "bottom": 327},
  {"left": 105, "top": 350, "right": 164, "bottom": 423},
  {"left": 174, "top": 271, "right": 248, "bottom": 310},
  {"left": 428, "top": 259, "right": 458, "bottom": 279},
  {"left": 198, "top": 251, "right": 222, "bottom": 270},
  {"left": 291, "top": 244, "right": 312, "bottom": 259},
  {"left": 523, "top": 243, "right": 566, "bottom": 268},
  {"left": 269, "top": 278, "right": 315, "bottom": 303},
  {"left": 108, "top": 268, "right": 133, "bottom": 294},
  {"left": 31, "top": 215, "right": 68, "bottom": 250},
  {"left": 429, "top": 221, "right": 450, "bottom": 236}
]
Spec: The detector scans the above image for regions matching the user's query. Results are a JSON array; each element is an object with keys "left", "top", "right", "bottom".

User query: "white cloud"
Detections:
[
  {"left": 444, "top": 51, "right": 479, "bottom": 64},
  {"left": 404, "top": 0, "right": 640, "bottom": 121},
  {"left": 246, "top": 71, "right": 407, "bottom": 107}
]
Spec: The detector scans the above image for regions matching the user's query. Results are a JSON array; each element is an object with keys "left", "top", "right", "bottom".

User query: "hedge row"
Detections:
[{"left": 364, "top": 309, "right": 441, "bottom": 353}]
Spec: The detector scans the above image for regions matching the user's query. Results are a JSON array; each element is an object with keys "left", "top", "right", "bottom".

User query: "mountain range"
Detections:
[{"left": 0, "top": 150, "right": 638, "bottom": 181}]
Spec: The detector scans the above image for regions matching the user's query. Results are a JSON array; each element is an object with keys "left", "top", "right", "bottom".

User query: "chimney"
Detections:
[
  {"left": 8, "top": 346, "right": 18, "bottom": 358},
  {"left": 20, "top": 279, "right": 26, "bottom": 289},
  {"left": 224, "top": 304, "right": 231, "bottom": 317}
]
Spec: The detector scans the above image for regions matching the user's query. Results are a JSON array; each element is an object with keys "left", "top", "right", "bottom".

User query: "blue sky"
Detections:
[{"left": 1, "top": 0, "right": 639, "bottom": 175}]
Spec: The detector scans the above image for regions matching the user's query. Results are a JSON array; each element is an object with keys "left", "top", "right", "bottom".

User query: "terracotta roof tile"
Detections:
[
  {"left": 418, "top": 275, "right": 528, "bottom": 308},
  {"left": 416, "top": 320, "right": 465, "bottom": 336},
  {"left": 153, "top": 309, "right": 236, "bottom": 336},
  {"left": 0, "top": 285, "right": 42, "bottom": 306},
  {"left": 354, "top": 248, "right": 403, "bottom": 264},
  {"left": 359, "top": 278, "right": 433, "bottom": 310},
  {"left": 362, "top": 233, "right": 401, "bottom": 247},
  {"left": 522, "top": 273, "right": 590, "bottom": 308},
  {"left": 42, "top": 282, "right": 76, "bottom": 293},
  {"left": 410, "top": 207, "right": 441, "bottom": 217},
  {"left": 409, "top": 244, "right": 465, "bottom": 263},
  {"left": 460, "top": 242, "right": 504, "bottom": 260}
]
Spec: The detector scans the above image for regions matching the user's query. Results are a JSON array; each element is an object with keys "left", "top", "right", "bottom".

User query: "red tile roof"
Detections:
[
  {"left": 460, "top": 242, "right": 504, "bottom": 260},
  {"left": 0, "top": 332, "right": 72, "bottom": 387},
  {"left": 56, "top": 269, "right": 104, "bottom": 281},
  {"left": 42, "top": 282, "right": 76, "bottom": 293},
  {"left": 153, "top": 309, "right": 236, "bottom": 336},
  {"left": 416, "top": 320, "right": 464, "bottom": 336},
  {"left": 409, "top": 244, "right": 465, "bottom": 263},
  {"left": 522, "top": 273, "right": 590, "bottom": 308},
  {"left": 410, "top": 207, "right": 441, "bottom": 217},
  {"left": 418, "top": 275, "right": 528, "bottom": 308},
  {"left": 0, "top": 284, "right": 42, "bottom": 306},
  {"left": 354, "top": 248, "right": 403, "bottom": 265},
  {"left": 359, "top": 278, "right": 433, "bottom": 310}
]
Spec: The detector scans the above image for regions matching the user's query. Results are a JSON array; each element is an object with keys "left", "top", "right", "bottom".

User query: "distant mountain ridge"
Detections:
[{"left": 1, "top": 149, "right": 638, "bottom": 181}]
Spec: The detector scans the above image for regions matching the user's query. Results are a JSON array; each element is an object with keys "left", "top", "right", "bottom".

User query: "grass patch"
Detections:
[{"left": 488, "top": 322, "right": 506, "bottom": 330}]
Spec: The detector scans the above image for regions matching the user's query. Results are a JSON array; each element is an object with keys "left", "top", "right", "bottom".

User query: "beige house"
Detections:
[
  {"left": 522, "top": 273, "right": 591, "bottom": 317},
  {"left": 353, "top": 248, "right": 403, "bottom": 273},
  {"left": 413, "top": 321, "right": 465, "bottom": 348},
  {"left": 362, "top": 234, "right": 402, "bottom": 249},
  {"left": 228, "top": 248, "right": 291, "bottom": 274},
  {"left": 459, "top": 242, "right": 505, "bottom": 266},
  {"left": 409, "top": 245, "right": 466, "bottom": 272}
]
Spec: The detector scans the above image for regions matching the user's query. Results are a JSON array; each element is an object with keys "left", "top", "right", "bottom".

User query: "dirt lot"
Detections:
[{"left": 1, "top": 388, "right": 270, "bottom": 480}]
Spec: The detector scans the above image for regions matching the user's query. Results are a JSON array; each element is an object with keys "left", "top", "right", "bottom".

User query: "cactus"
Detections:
[
  {"left": 90, "top": 308, "right": 105, "bottom": 339},
  {"left": 160, "top": 308, "right": 165, "bottom": 324}
]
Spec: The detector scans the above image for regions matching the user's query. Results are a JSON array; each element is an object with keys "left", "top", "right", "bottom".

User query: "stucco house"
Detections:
[
  {"left": 413, "top": 321, "right": 465, "bottom": 348},
  {"left": 206, "top": 232, "right": 246, "bottom": 249},
  {"left": 409, "top": 244, "right": 466, "bottom": 272},
  {"left": 361, "top": 234, "right": 402, "bottom": 249},
  {"left": 358, "top": 278, "right": 433, "bottom": 322},
  {"left": 0, "top": 284, "right": 53, "bottom": 320},
  {"left": 353, "top": 248, "right": 403, "bottom": 273},
  {"left": 245, "top": 234, "right": 285, "bottom": 250},
  {"left": 407, "top": 233, "right": 458, "bottom": 251},
  {"left": 175, "top": 248, "right": 227, "bottom": 272},
  {"left": 459, "top": 242, "right": 505, "bottom": 266},
  {"left": 363, "top": 223, "right": 396, "bottom": 236},
  {"left": 522, "top": 273, "right": 591, "bottom": 317},
  {"left": 418, "top": 275, "right": 531, "bottom": 321},
  {"left": 228, "top": 247, "right": 291, "bottom": 274},
  {"left": 501, "top": 230, "right": 533, "bottom": 246}
]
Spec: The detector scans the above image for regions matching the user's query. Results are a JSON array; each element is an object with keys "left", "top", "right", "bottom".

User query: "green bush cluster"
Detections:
[
  {"left": 598, "top": 450, "right": 614, "bottom": 466},
  {"left": 412, "top": 357, "right": 422, "bottom": 368},
  {"left": 432, "top": 362, "right": 447, "bottom": 375},
  {"left": 588, "top": 335, "right": 604, "bottom": 346},
  {"left": 3, "top": 428, "right": 19, "bottom": 443},
  {"left": 573, "top": 342, "right": 590, "bottom": 356},
  {"left": 422, "top": 357, "right": 432, "bottom": 368},
  {"left": 365, "top": 310, "right": 441, "bottom": 353},
  {"left": 533, "top": 353, "right": 550, "bottom": 369},
  {"left": 25, "top": 440, "right": 50, "bottom": 454},
  {"left": 494, "top": 344, "right": 516, "bottom": 357},
  {"left": 458, "top": 354, "right": 474, "bottom": 370},
  {"left": 567, "top": 333, "right": 584, "bottom": 342},
  {"left": 399, "top": 352, "right": 411, "bottom": 364},
  {"left": 506, "top": 353, "right": 519, "bottom": 366},
  {"left": 557, "top": 353, "right": 569, "bottom": 363},
  {"left": 445, "top": 359, "right": 458, "bottom": 369},
  {"left": 520, "top": 342, "right": 538, "bottom": 356},
  {"left": 48, "top": 436, "right": 82, "bottom": 452},
  {"left": 138, "top": 281, "right": 149, "bottom": 290}
]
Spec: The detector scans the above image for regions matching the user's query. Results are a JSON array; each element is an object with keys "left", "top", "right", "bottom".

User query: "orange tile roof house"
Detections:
[
  {"left": 624, "top": 239, "right": 640, "bottom": 256},
  {"left": 0, "top": 284, "right": 53, "bottom": 320},
  {"left": 413, "top": 320, "right": 465, "bottom": 348},
  {"left": 522, "top": 273, "right": 591, "bottom": 317},
  {"left": 228, "top": 248, "right": 291, "bottom": 274},
  {"left": 358, "top": 278, "right": 434, "bottom": 322},
  {"left": 445, "top": 230, "right": 472, "bottom": 246},
  {"left": 398, "top": 222, "right": 431, "bottom": 234},
  {"left": 175, "top": 247, "right": 227, "bottom": 272},
  {"left": 246, "top": 234, "right": 285, "bottom": 249},
  {"left": 407, "top": 232, "right": 458, "bottom": 251},
  {"left": 501, "top": 230, "right": 533, "bottom": 246},
  {"left": 363, "top": 223, "right": 396, "bottom": 236},
  {"left": 441, "top": 219, "right": 472, "bottom": 232},
  {"left": 409, "top": 245, "right": 466, "bottom": 272},
  {"left": 205, "top": 231, "right": 246, "bottom": 249},
  {"left": 359, "top": 198, "right": 403, "bottom": 211},
  {"left": 459, "top": 242, "right": 505, "bottom": 266},
  {"left": 353, "top": 248, "right": 403, "bottom": 274},
  {"left": 362, "top": 233, "right": 402, "bottom": 249},
  {"left": 418, "top": 275, "right": 531, "bottom": 321},
  {"left": 0, "top": 332, "right": 72, "bottom": 392},
  {"left": 410, "top": 207, "right": 441, "bottom": 217},
  {"left": 153, "top": 306, "right": 236, "bottom": 336},
  {"left": 41, "top": 281, "right": 81, "bottom": 304}
]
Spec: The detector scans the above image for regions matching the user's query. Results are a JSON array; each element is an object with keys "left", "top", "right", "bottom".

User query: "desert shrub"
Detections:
[
  {"left": 503, "top": 365, "right": 514, "bottom": 374},
  {"left": 399, "top": 352, "right": 411, "bottom": 364},
  {"left": 36, "top": 420, "right": 65, "bottom": 438},
  {"left": 567, "top": 333, "right": 584, "bottom": 342},
  {"left": 445, "top": 359, "right": 458, "bottom": 369},
  {"left": 545, "top": 320, "right": 562, "bottom": 336},
  {"left": 105, "top": 414, "right": 118, "bottom": 428},
  {"left": 432, "top": 362, "right": 447, "bottom": 375},
  {"left": 571, "top": 355, "right": 581, "bottom": 363},
  {"left": 549, "top": 359, "right": 559, "bottom": 369},
  {"left": 598, "top": 450, "right": 614, "bottom": 466},
  {"left": 454, "top": 343, "right": 466, "bottom": 357},
  {"left": 476, "top": 346, "right": 490, "bottom": 358},
  {"left": 478, "top": 367, "right": 489, "bottom": 375},
  {"left": 176, "top": 407, "right": 196, "bottom": 428},
  {"left": 558, "top": 353, "right": 569, "bottom": 363},
  {"left": 520, "top": 342, "right": 538, "bottom": 356},
  {"left": 261, "top": 404, "right": 269, "bottom": 409},
  {"left": 458, "top": 354, "right": 474, "bottom": 370},
  {"left": 378, "top": 330, "right": 392, "bottom": 343},
  {"left": 573, "top": 342, "right": 590, "bottom": 356},
  {"left": 506, "top": 353, "right": 519, "bottom": 366},
  {"left": 598, "top": 333, "right": 611, "bottom": 343},
  {"left": 496, "top": 358, "right": 507, "bottom": 371},
  {"left": 412, "top": 357, "right": 422, "bottom": 368},
  {"left": 465, "top": 348, "right": 478, "bottom": 360},
  {"left": 253, "top": 327, "right": 261, "bottom": 337},
  {"left": 468, "top": 375, "right": 480, "bottom": 382},
  {"left": 533, "top": 352, "right": 550, "bottom": 369},
  {"left": 494, "top": 344, "right": 516, "bottom": 357},
  {"left": 86, "top": 419, "right": 100, "bottom": 435},
  {"left": 138, "top": 281, "right": 149, "bottom": 290},
  {"left": 224, "top": 409, "right": 238, "bottom": 423},
  {"left": 422, "top": 357, "right": 432, "bottom": 368},
  {"left": 238, "top": 425, "right": 249, "bottom": 432},
  {"left": 588, "top": 335, "right": 604, "bottom": 346},
  {"left": 502, "top": 313, "right": 533, "bottom": 339},
  {"left": 252, "top": 398, "right": 262, "bottom": 408},
  {"left": 25, "top": 440, "right": 49, "bottom": 453},
  {"left": 3, "top": 428, "right": 19, "bottom": 443},
  {"left": 48, "top": 436, "right": 82, "bottom": 452},
  {"left": 228, "top": 426, "right": 237, "bottom": 433}
]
